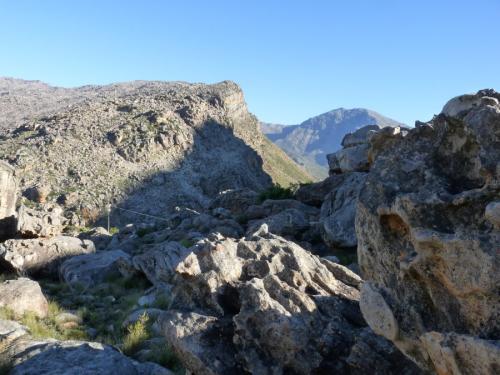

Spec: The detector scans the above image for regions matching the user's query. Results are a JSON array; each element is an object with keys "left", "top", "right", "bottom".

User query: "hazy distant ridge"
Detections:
[{"left": 261, "top": 108, "right": 405, "bottom": 179}]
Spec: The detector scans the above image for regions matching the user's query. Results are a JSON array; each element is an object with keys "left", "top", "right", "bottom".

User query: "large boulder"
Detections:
[
  {"left": 327, "top": 125, "right": 409, "bottom": 175},
  {"left": 5, "top": 338, "right": 172, "bottom": 375},
  {"left": 159, "top": 226, "right": 421, "bottom": 374},
  {"left": 16, "top": 204, "right": 65, "bottom": 238},
  {"left": 247, "top": 208, "right": 310, "bottom": 237},
  {"left": 209, "top": 188, "right": 260, "bottom": 217},
  {"left": 0, "top": 236, "right": 95, "bottom": 276},
  {"left": 132, "top": 241, "right": 193, "bottom": 287},
  {"left": 59, "top": 250, "right": 132, "bottom": 289},
  {"left": 327, "top": 143, "right": 371, "bottom": 174},
  {"left": 0, "top": 278, "right": 49, "bottom": 318},
  {"left": 356, "top": 89, "right": 500, "bottom": 374},
  {"left": 320, "top": 172, "right": 367, "bottom": 249},
  {"left": 294, "top": 176, "right": 343, "bottom": 207},
  {"left": 0, "top": 160, "right": 17, "bottom": 240}
]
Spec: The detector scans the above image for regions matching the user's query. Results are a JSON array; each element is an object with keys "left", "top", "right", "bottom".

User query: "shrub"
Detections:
[
  {"left": 180, "top": 239, "right": 194, "bottom": 248},
  {"left": 122, "top": 313, "right": 150, "bottom": 355},
  {"left": 258, "top": 184, "right": 296, "bottom": 202},
  {"left": 109, "top": 226, "right": 120, "bottom": 235}
]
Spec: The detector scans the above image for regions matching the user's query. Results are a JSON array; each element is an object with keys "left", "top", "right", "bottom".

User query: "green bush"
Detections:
[
  {"left": 179, "top": 239, "right": 194, "bottom": 248},
  {"left": 258, "top": 184, "right": 296, "bottom": 202},
  {"left": 122, "top": 313, "right": 150, "bottom": 355},
  {"left": 109, "top": 226, "right": 120, "bottom": 235}
]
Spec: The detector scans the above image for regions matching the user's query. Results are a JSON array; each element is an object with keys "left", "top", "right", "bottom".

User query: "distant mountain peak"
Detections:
[{"left": 261, "top": 108, "right": 405, "bottom": 179}]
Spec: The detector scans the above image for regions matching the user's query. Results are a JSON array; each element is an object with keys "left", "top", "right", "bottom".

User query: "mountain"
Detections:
[
  {"left": 0, "top": 78, "right": 311, "bottom": 224},
  {"left": 261, "top": 108, "right": 405, "bottom": 179}
]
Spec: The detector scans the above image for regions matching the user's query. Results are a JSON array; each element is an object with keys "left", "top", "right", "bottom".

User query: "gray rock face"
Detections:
[
  {"left": 247, "top": 208, "right": 309, "bottom": 237},
  {"left": 159, "top": 226, "right": 421, "bottom": 374},
  {"left": 16, "top": 204, "right": 65, "bottom": 238},
  {"left": 59, "top": 250, "right": 132, "bottom": 289},
  {"left": 327, "top": 143, "right": 371, "bottom": 174},
  {"left": 133, "top": 241, "right": 192, "bottom": 287},
  {"left": 209, "top": 188, "right": 260, "bottom": 217},
  {"left": 0, "top": 278, "right": 48, "bottom": 318},
  {"left": 0, "top": 319, "right": 29, "bottom": 343},
  {"left": 320, "top": 172, "right": 367, "bottom": 249},
  {"left": 0, "top": 236, "right": 95, "bottom": 276},
  {"left": 246, "top": 198, "right": 319, "bottom": 221},
  {"left": 356, "top": 90, "right": 500, "bottom": 374},
  {"left": 6, "top": 338, "right": 172, "bottom": 375},
  {"left": 294, "top": 175, "right": 343, "bottom": 207},
  {"left": 0, "top": 160, "right": 17, "bottom": 239}
]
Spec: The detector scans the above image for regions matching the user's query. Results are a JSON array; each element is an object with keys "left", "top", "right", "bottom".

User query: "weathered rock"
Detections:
[
  {"left": 294, "top": 175, "right": 342, "bottom": 207},
  {"left": 0, "top": 278, "right": 49, "bottom": 318},
  {"left": 330, "top": 143, "right": 370, "bottom": 173},
  {"left": 327, "top": 125, "right": 409, "bottom": 175},
  {"left": 246, "top": 198, "right": 319, "bottom": 221},
  {"left": 167, "top": 207, "right": 244, "bottom": 240},
  {"left": 6, "top": 338, "right": 172, "bottom": 375},
  {"left": 59, "top": 250, "right": 132, "bottom": 289},
  {"left": 16, "top": 204, "right": 65, "bottom": 238},
  {"left": 209, "top": 188, "right": 260, "bottom": 217},
  {"left": 341, "top": 124, "right": 381, "bottom": 147},
  {"left": 0, "top": 236, "right": 95, "bottom": 276},
  {"left": 357, "top": 90, "right": 500, "bottom": 374},
  {"left": 78, "top": 226, "right": 112, "bottom": 250},
  {"left": 0, "top": 160, "right": 17, "bottom": 240},
  {"left": 160, "top": 226, "right": 421, "bottom": 374},
  {"left": 247, "top": 208, "right": 309, "bottom": 237},
  {"left": 132, "top": 242, "right": 192, "bottom": 287},
  {"left": 0, "top": 319, "right": 29, "bottom": 343},
  {"left": 320, "top": 172, "right": 367, "bottom": 248}
]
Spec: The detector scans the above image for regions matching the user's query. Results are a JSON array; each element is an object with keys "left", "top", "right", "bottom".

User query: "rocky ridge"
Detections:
[{"left": 0, "top": 78, "right": 311, "bottom": 227}]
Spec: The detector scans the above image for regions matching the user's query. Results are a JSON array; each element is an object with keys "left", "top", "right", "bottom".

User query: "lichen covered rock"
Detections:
[{"left": 357, "top": 89, "right": 500, "bottom": 374}]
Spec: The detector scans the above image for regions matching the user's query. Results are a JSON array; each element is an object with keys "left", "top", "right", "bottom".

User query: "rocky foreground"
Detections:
[{"left": 0, "top": 88, "right": 498, "bottom": 374}]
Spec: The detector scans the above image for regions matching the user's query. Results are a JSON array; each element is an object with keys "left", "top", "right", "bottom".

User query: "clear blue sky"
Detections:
[{"left": 1, "top": 1, "right": 499, "bottom": 125}]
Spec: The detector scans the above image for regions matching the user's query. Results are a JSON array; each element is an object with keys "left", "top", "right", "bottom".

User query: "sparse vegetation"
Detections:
[
  {"left": 0, "top": 301, "right": 87, "bottom": 341},
  {"left": 180, "top": 239, "right": 194, "bottom": 248},
  {"left": 258, "top": 183, "right": 297, "bottom": 202},
  {"left": 122, "top": 313, "right": 150, "bottom": 355},
  {"left": 109, "top": 226, "right": 120, "bottom": 235}
]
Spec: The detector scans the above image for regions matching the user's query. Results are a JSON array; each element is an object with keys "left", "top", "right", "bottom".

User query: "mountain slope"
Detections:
[
  {"left": 0, "top": 78, "right": 311, "bottom": 224},
  {"left": 261, "top": 108, "right": 405, "bottom": 179}
]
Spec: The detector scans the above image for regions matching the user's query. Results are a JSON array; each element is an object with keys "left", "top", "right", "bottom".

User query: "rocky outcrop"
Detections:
[
  {"left": 0, "top": 79, "right": 310, "bottom": 226},
  {"left": 209, "top": 189, "right": 260, "bottom": 217},
  {"left": 158, "top": 226, "right": 420, "bottom": 374},
  {"left": 4, "top": 337, "right": 172, "bottom": 375},
  {"left": 16, "top": 204, "right": 65, "bottom": 238},
  {"left": 326, "top": 124, "right": 409, "bottom": 174},
  {"left": 0, "top": 160, "right": 17, "bottom": 239},
  {"left": 0, "top": 278, "right": 49, "bottom": 318},
  {"left": 357, "top": 89, "right": 500, "bottom": 374},
  {"left": 59, "top": 250, "right": 132, "bottom": 289},
  {"left": 319, "top": 172, "right": 367, "bottom": 249},
  {"left": 0, "top": 236, "right": 95, "bottom": 276},
  {"left": 316, "top": 125, "right": 411, "bottom": 251}
]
